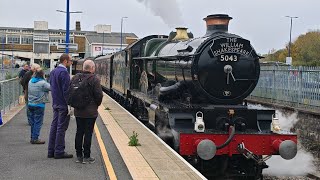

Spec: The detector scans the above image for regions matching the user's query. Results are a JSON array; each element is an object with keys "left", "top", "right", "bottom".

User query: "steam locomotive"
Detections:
[{"left": 79, "top": 14, "right": 298, "bottom": 179}]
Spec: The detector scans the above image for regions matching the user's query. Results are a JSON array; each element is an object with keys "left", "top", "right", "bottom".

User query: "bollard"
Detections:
[{"left": 0, "top": 111, "right": 3, "bottom": 125}]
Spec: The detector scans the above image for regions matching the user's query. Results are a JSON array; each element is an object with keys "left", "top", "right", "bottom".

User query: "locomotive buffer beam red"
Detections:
[{"left": 180, "top": 132, "right": 297, "bottom": 161}]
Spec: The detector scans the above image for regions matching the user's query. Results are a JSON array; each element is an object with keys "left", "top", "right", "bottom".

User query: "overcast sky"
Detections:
[{"left": 1, "top": 0, "right": 319, "bottom": 54}]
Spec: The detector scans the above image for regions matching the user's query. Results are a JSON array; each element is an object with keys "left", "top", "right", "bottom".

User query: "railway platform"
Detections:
[{"left": 0, "top": 93, "right": 206, "bottom": 180}]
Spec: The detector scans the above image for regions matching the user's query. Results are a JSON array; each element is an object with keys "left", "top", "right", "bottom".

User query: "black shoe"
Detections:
[
  {"left": 54, "top": 153, "right": 73, "bottom": 159},
  {"left": 47, "top": 154, "right": 54, "bottom": 158},
  {"left": 31, "top": 139, "right": 45, "bottom": 144}
]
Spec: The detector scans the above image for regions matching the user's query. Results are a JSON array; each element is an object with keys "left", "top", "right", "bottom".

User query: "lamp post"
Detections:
[
  {"left": 56, "top": 0, "right": 82, "bottom": 54},
  {"left": 120, "top": 17, "right": 128, "bottom": 51},
  {"left": 285, "top": 16, "right": 298, "bottom": 57}
]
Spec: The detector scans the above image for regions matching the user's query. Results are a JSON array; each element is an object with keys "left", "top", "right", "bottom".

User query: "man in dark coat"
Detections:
[
  {"left": 73, "top": 60, "right": 103, "bottom": 164},
  {"left": 48, "top": 53, "right": 73, "bottom": 159},
  {"left": 19, "top": 64, "right": 29, "bottom": 79}
]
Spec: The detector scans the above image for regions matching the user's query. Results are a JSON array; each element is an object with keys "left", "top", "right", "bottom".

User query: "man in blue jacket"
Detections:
[{"left": 48, "top": 53, "right": 73, "bottom": 159}]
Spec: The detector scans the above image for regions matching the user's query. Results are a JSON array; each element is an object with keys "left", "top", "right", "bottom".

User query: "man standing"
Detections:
[
  {"left": 19, "top": 64, "right": 29, "bottom": 79},
  {"left": 21, "top": 63, "right": 41, "bottom": 125},
  {"left": 48, "top": 53, "right": 73, "bottom": 159},
  {"left": 72, "top": 60, "right": 103, "bottom": 164}
]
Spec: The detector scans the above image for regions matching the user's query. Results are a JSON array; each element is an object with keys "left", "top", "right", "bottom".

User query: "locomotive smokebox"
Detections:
[{"left": 203, "top": 14, "right": 232, "bottom": 36}]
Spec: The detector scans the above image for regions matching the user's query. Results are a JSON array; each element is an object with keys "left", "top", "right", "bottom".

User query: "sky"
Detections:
[{"left": 0, "top": 0, "right": 319, "bottom": 55}]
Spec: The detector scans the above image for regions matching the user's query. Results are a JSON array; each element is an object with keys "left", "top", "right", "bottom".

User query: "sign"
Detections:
[
  {"left": 286, "top": 57, "right": 292, "bottom": 65},
  {"left": 57, "top": 43, "right": 78, "bottom": 50},
  {"left": 209, "top": 37, "right": 253, "bottom": 58},
  {"left": 92, "top": 45, "right": 121, "bottom": 56}
]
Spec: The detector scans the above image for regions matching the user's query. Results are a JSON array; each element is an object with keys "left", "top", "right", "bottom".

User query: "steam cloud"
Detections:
[
  {"left": 264, "top": 148, "right": 316, "bottom": 176},
  {"left": 136, "top": 0, "right": 184, "bottom": 28},
  {"left": 250, "top": 104, "right": 316, "bottom": 176}
]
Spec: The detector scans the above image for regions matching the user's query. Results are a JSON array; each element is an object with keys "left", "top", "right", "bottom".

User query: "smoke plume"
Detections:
[
  {"left": 263, "top": 148, "right": 316, "bottom": 176},
  {"left": 136, "top": 0, "right": 184, "bottom": 28}
]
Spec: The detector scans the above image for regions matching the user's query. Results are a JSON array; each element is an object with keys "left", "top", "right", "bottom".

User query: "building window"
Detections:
[
  {"left": 21, "top": 36, "right": 33, "bottom": 44},
  {"left": 0, "top": 35, "right": 5, "bottom": 43},
  {"left": 61, "top": 37, "right": 73, "bottom": 44},
  {"left": 50, "top": 36, "right": 61, "bottom": 43},
  {"left": 7, "top": 35, "right": 20, "bottom": 44}
]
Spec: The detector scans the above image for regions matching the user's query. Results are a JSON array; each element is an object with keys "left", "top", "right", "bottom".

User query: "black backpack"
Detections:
[{"left": 68, "top": 73, "right": 94, "bottom": 109}]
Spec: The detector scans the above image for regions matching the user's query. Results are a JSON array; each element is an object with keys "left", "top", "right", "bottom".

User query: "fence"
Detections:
[
  {"left": 0, "top": 68, "right": 21, "bottom": 81},
  {"left": 0, "top": 77, "right": 23, "bottom": 114},
  {"left": 248, "top": 65, "right": 320, "bottom": 112}
]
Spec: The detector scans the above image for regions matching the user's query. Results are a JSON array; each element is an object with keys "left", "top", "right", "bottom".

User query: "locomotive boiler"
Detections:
[{"left": 94, "top": 14, "right": 297, "bottom": 180}]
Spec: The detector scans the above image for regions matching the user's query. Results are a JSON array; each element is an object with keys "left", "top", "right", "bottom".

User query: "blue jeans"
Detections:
[{"left": 28, "top": 106, "right": 45, "bottom": 140}]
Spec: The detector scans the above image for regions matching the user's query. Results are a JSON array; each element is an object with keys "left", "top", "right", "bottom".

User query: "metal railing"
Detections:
[
  {"left": 249, "top": 66, "right": 320, "bottom": 112},
  {"left": 0, "top": 77, "right": 23, "bottom": 114}
]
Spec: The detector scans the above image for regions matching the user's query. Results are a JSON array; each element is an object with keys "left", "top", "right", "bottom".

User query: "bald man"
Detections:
[{"left": 72, "top": 60, "right": 103, "bottom": 164}]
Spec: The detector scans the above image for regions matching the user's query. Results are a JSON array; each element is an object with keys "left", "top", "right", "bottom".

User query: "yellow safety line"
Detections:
[{"left": 94, "top": 123, "right": 117, "bottom": 180}]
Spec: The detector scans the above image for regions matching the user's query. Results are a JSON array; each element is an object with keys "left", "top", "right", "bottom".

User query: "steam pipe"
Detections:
[{"left": 159, "top": 81, "right": 182, "bottom": 95}]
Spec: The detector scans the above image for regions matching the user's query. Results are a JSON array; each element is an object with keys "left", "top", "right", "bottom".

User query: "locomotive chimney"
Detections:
[
  {"left": 172, "top": 27, "right": 189, "bottom": 41},
  {"left": 203, "top": 14, "right": 232, "bottom": 36}
]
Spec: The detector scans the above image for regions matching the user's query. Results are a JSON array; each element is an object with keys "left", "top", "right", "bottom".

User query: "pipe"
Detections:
[
  {"left": 217, "top": 125, "right": 235, "bottom": 149},
  {"left": 159, "top": 81, "right": 182, "bottom": 95}
]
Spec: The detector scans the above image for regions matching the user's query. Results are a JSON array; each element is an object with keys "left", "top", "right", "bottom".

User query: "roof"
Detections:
[
  {"left": 86, "top": 32, "right": 138, "bottom": 44},
  {"left": 0, "top": 26, "right": 138, "bottom": 41}
]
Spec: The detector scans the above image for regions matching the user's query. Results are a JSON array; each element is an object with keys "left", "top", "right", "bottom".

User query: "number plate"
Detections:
[{"left": 220, "top": 54, "right": 239, "bottom": 62}]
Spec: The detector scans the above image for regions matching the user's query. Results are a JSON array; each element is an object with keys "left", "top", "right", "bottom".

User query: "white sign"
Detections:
[
  {"left": 92, "top": 45, "right": 121, "bottom": 56},
  {"left": 286, "top": 57, "right": 292, "bottom": 65},
  {"left": 57, "top": 43, "right": 78, "bottom": 50}
]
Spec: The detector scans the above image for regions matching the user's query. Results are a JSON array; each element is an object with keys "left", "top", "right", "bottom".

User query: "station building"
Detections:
[{"left": 0, "top": 21, "right": 138, "bottom": 70}]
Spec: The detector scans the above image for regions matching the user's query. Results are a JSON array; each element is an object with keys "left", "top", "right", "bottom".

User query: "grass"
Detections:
[{"left": 128, "top": 131, "right": 141, "bottom": 146}]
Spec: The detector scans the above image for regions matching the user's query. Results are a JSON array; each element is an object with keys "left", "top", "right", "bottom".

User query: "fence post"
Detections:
[{"left": 298, "top": 66, "right": 303, "bottom": 108}]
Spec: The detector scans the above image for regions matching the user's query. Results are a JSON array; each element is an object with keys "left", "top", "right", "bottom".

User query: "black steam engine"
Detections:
[{"left": 93, "top": 14, "right": 297, "bottom": 179}]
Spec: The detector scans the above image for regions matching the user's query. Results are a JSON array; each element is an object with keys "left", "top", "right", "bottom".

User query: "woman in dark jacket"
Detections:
[{"left": 72, "top": 60, "right": 103, "bottom": 164}]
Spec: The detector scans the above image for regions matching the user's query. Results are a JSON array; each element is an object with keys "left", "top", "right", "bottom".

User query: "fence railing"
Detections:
[
  {"left": 0, "top": 68, "right": 21, "bottom": 81},
  {"left": 249, "top": 66, "right": 320, "bottom": 112},
  {"left": 0, "top": 77, "right": 23, "bottom": 114}
]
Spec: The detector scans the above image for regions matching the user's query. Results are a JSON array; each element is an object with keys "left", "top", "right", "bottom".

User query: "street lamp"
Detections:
[
  {"left": 285, "top": 16, "right": 298, "bottom": 57},
  {"left": 120, "top": 17, "right": 128, "bottom": 51},
  {"left": 56, "top": 0, "right": 82, "bottom": 54}
]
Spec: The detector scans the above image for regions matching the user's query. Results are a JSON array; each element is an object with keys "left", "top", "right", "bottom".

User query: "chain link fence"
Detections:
[
  {"left": 0, "top": 78, "right": 23, "bottom": 114},
  {"left": 248, "top": 65, "right": 320, "bottom": 113},
  {"left": 0, "top": 68, "right": 21, "bottom": 81}
]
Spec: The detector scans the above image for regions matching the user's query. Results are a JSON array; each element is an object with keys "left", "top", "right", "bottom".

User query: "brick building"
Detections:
[{"left": 0, "top": 21, "right": 137, "bottom": 69}]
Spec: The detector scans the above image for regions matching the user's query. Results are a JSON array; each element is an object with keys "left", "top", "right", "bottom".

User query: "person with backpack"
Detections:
[
  {"left": 48, "top": 53, "right": 73, "bottom": 159},
  {"left": 69, "top": 60, "right": 103, "bottom": 164}
]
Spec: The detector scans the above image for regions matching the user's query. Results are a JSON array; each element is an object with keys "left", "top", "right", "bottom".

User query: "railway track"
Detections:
[{"left": 307, "top": 172, "right": 320, "bottom": 180}]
